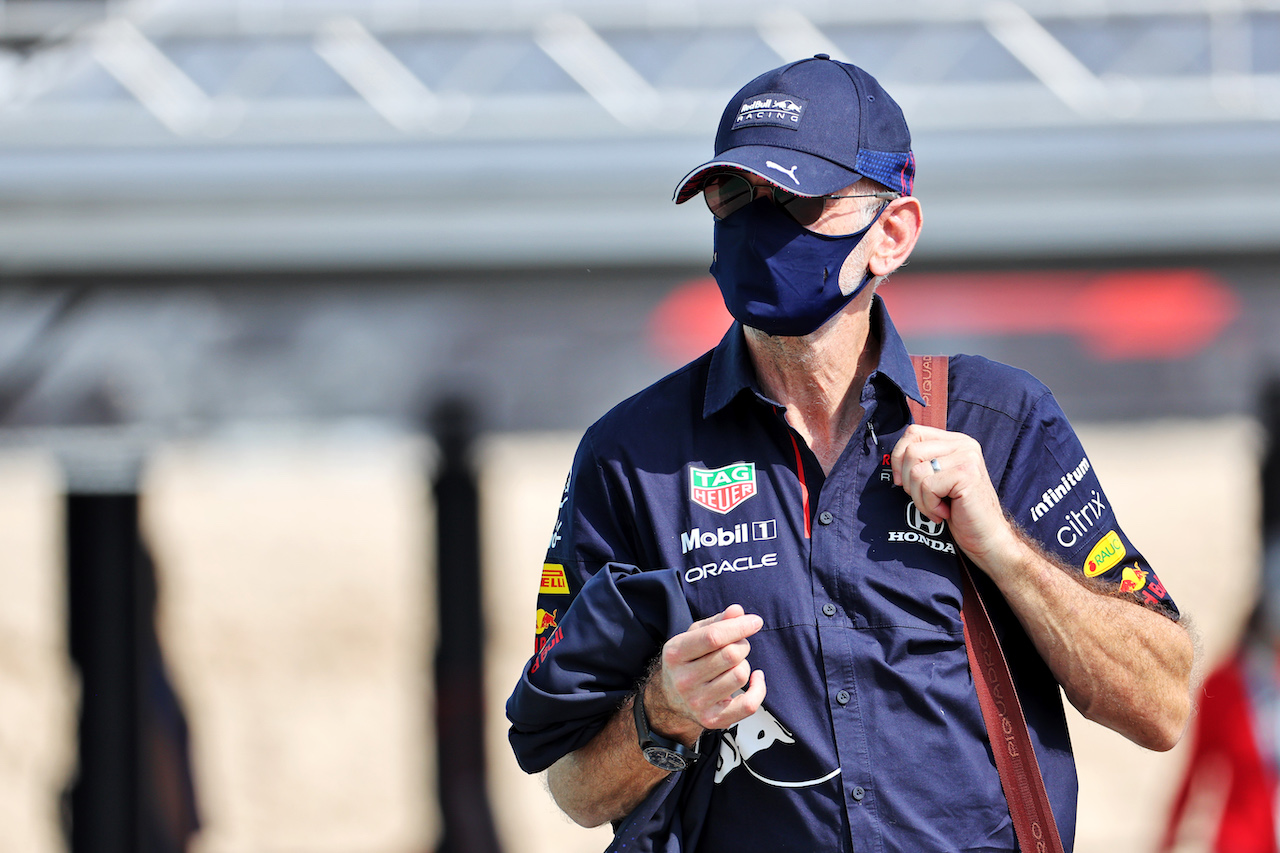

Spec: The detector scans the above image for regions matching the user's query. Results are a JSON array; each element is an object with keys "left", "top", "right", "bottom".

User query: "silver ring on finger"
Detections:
[{"left": 929, "top": 458, "right": 942, "bottom": 473}]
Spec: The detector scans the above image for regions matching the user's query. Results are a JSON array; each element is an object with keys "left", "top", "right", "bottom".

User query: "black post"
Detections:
[
  {"left": 431, "top": 398, "right": 503, "bottom": 853},
  {"left": 1260, "top": 378, "right": 1280, "bottom": 536},
  {"left": 66, "top": 489, "right": 143, "bottom": 853}
]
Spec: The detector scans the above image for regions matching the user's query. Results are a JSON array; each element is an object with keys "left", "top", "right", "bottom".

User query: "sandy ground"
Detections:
[
  {"left": 0, "top": 451, "right": 75, "bottom": 853},
  {"left": 0, "top": 416, "right": 1261, "bottom": 853}
]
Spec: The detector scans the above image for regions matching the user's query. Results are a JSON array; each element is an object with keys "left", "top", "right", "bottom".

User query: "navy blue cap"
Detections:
[{"left": 675, "top": 55, "right": 915, "bottom": 203}]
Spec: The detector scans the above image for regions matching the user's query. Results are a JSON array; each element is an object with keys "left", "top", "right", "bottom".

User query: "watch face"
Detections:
[{"left": 642, "top": 746, "right": 689, "bottom": 772}]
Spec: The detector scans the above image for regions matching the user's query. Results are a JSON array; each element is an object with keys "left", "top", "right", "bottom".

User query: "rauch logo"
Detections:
[
  {"left": 1084, "top": 530, "right": 1126, "bottom": 578},
  {"left": 690, "top": 462, "right": 757, "bottom": 514}
]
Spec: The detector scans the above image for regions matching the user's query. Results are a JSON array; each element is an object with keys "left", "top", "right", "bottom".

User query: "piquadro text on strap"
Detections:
[{"left": 907, "top": 354, "right": 1066, "bottom": 853}]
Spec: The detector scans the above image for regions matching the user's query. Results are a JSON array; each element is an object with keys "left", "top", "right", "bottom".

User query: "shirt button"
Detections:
[
  {"left": 852, "top": 786, "right": 865, "bottom": 802},
  {"left": 836, "top": 690, "right": 850, "bottom": 705},
  {"left": 818, "top": 511, "right": 834, "bottom": 525},
  {"left": 822, "top": 603, "right": 836, "bottom": 617}
]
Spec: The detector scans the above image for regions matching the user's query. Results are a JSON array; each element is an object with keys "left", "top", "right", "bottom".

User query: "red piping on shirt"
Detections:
[{"left": 786, "top": 428, "right": 811, "bottom": 539}]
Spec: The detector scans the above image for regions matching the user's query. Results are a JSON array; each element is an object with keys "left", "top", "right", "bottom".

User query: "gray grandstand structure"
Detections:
[{"left": 0, "top": 0, "right": 1277, "bottom": 272}]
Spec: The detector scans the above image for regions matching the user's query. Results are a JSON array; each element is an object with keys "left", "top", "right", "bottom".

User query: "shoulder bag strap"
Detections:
[{"left": 907, "top": 355, "right": 1065, "bottom": 853}]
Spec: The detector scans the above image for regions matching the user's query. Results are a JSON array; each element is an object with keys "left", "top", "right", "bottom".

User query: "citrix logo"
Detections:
[{"left": 1055, "top": 490, "right": 1108, "bottom": 549}]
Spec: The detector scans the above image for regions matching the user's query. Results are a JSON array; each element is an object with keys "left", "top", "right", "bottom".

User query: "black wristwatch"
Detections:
[{"left": 633, "top": 683, "right": 701, "bottom": 772}]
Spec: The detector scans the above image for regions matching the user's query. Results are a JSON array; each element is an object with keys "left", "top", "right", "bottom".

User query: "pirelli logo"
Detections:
[{"left": 539, "top": 563, "right": 569, "bottom": 595}]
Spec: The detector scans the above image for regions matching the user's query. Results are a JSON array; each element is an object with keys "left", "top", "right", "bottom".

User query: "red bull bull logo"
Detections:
[
  {"left": 535, "top": 608, "right": 558, "bottom": 634},
  {"left": 1118, "top": 564, "right": 1148, "bottom": 594},
  {"left": 533, "top": 608, "right": 559, "bottom": 654}
]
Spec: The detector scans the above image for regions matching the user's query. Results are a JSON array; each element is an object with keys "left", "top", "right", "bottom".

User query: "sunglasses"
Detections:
[{"left": 702, "top": 172, "right": 900, "bottom": 227}]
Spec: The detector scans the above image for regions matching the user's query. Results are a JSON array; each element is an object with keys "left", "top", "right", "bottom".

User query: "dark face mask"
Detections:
[{"left": 711, "top": 197, "right": 885, "bottom": 337}]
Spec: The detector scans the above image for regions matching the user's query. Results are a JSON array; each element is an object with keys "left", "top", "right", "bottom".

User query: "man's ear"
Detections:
[{"left": 867, "top": 197, "right": 923, "bottom": 278}]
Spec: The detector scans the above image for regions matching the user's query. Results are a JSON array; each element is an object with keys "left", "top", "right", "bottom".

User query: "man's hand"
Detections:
[
  {"left": 890, "top": 424, "right": 1017, "bottom": 575},
  {"left": 646, "top": 604, "right": 766, "bottom": 743}
]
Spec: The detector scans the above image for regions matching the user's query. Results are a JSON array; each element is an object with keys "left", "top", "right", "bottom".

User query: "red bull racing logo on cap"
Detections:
[
  {"left": 733, "top": 93, "right": 808, "bottom": 131},
  {"left": 690, "top": 462, "right": 758, "bottom": 514}
]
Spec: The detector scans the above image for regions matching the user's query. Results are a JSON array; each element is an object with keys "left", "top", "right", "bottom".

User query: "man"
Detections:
[{"left": 507, "top": 55, "right": 1193, "bottom": 853}]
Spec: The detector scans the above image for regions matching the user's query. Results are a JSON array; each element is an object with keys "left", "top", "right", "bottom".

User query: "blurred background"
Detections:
[{"left": 0, "top": 0, "right": 1278, "bottom": 851}]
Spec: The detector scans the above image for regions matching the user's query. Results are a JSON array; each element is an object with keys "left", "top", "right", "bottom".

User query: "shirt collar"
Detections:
[{"left": 703, "top": 294, "right": 924, "bottom": 419}]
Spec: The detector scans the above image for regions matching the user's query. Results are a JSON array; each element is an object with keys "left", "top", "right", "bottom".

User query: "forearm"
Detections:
[
  {"left": 546, "top": 694, "right": 668, "bottom": 828},
  {"left": 975, "top": 528, "right": 1194, "bottom": 751}
]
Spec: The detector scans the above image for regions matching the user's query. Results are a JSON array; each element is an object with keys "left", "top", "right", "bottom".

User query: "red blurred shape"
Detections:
[
  {"left": 1077, "top": 270, "right": 1238, "bottom": 359},
  {"left": 647, "top": 276, "right": 732, "bottom": 364},
  {"left": 645, "top": 269, "right": 1240, "bottom": 365},
  {"left": 883, "top": 268, "right": 1239, "bottom": 361}
]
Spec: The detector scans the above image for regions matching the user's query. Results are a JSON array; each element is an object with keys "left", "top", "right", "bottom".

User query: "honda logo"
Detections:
[{"left": 905, "top": 501, "right": 946, "bottom": 538}]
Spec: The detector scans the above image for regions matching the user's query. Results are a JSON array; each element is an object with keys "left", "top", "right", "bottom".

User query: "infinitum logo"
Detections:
[{"left": 1029, "top": 457, "right": 1091, "bottom": 522}]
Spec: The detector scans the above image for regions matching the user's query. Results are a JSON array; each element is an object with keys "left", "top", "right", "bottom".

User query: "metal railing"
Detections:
[{"left": 0, "top": 0, "right": 1276, "bottom": 147}]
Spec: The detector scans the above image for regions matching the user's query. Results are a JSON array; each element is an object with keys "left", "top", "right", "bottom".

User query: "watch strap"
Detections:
[{"left": 634, "top": 682, "right": 700, "bottom": 770}]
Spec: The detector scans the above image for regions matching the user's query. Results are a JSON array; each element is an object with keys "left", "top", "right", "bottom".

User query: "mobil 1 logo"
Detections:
[{"left": 680, "top": 519, "right": 779, "bottom": 555}]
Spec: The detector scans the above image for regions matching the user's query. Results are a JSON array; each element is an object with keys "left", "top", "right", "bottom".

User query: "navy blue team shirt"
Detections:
[{"left": 508, "top": 296, "right": 1178, "bottom": 853}]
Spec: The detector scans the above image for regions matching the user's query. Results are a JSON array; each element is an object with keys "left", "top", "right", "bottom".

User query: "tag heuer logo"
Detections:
[{"left": 690, "top": 463, "right": 757, "bottom": 514}]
